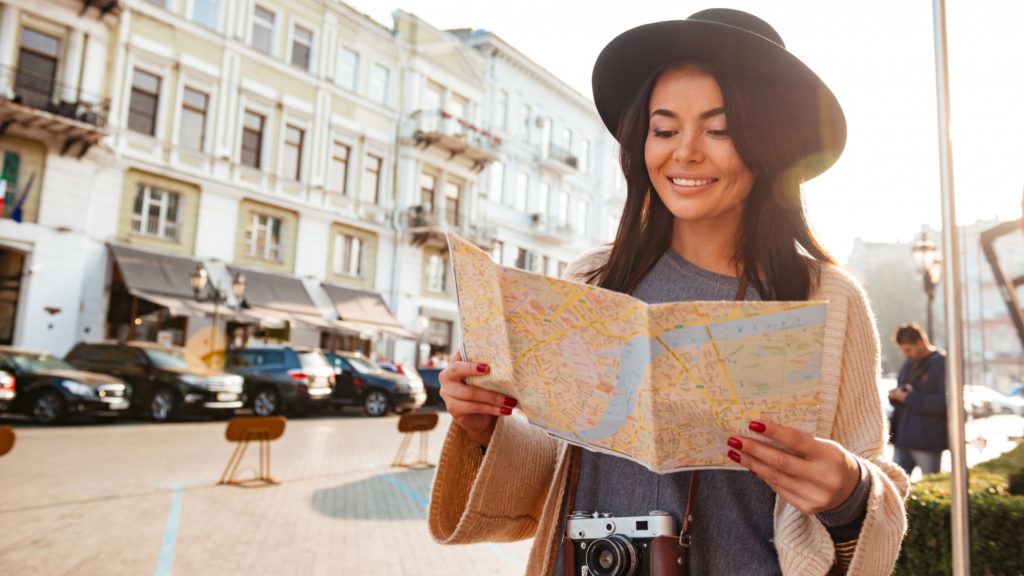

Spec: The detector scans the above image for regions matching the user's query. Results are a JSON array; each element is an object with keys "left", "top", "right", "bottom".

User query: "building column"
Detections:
[{"left": 0, "top": 4, "right": 19, "bottom": 99}]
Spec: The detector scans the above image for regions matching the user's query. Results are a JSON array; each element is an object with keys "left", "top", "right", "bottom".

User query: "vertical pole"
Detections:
[{"left": 931, "top": 0, "right": 970, "bottom": 573}]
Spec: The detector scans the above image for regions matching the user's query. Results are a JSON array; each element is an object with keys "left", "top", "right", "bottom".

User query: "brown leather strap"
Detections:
[
  {"left": 566, "top": 445, "right": 582, "bottom": 513},
  {"left": 679, "top": 471, "right": 700, "bottom": 549}
]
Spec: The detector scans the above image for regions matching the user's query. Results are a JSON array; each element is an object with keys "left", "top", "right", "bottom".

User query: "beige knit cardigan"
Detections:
[{"left": 429, "top": 247, "right": 909, "bottom": 576}]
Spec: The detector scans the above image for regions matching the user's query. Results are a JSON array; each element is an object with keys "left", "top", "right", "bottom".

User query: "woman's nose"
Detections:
[{"left": 672, "top": 133, "right": 704, "bottom": 163}]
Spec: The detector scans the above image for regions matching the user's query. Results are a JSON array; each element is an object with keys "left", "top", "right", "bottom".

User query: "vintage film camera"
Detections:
[{"left": 563, "top": 510, "right": 685, "bottom": 576}]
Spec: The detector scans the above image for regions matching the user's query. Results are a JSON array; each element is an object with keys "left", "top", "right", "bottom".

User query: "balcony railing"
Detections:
[
  {"left": 546, "top": 144, "right": 578, "bottom": 169},
  {"left": 409, "top": 109, "right": 501, "bottom": 171},
  {"left": 1, "top": 64, "right": 110, "bottom": 129}
]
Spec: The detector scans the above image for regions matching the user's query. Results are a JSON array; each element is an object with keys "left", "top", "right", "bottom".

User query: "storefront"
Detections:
[{"left": 321, "top": 282, "right": 413, "bottom": 357}]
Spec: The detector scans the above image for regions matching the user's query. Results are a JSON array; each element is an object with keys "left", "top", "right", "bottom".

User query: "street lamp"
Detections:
[
  {"left": 190, "top": 264, "right": 247, "bottom": 361},
  {"left": 911, "top": 231, "right": 943, "bottom": 336}
]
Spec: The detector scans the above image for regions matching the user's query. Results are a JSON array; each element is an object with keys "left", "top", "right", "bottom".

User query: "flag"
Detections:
[
  {"left": 10, "top": 171, "right": 35, "bottom": 223},
  {"left": 0, "top": 179, "right": 6, "bottom": 216}
]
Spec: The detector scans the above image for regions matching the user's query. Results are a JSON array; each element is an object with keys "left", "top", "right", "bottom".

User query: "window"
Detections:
[
  {"left": 179, "top": 87, "right": 208, "bottom": 151},
  {"left": 497, "top": 90, "right": 508, "bottom": 131},
  {"left": 283, "top": 124, "right": 304, "bottom": 181},
  {"left": 329, "top": 141, "right": 350, "bottom": 194},
  {"left": 128, "top": 69, "right": 161, "bottom": 136},
  {"left": 537, "top": 182, "right": 550, "bottom": 218},
  {"left": 563, "top": 127, "right": 573, "bottom": 152},
  {"left": 578, "top": 197, "right": 590, "bottom": 235},
  {"left": 15, "top": 28, "right": 60, "bottom": 109},
  {"left": 449, "top": 93, "right": 468, "bottom": 125},
  {"left": 515, "top": 247, "right": 532, "bottom": 271},
  {"left": 361, "top": 154, "right": 383, "bottom": 203},
  {"left": 426, "top": 254, "right": 447, "bottom": 293},
  {"left": 420, "top": 173, "right": 436, "bottom": 211},
  {"left": 291, "top": 25, "right": 312, "bottom": 70},
  {"left": 521, "top": 103, "right": 531, "bottom": 139},
  {"left": 540, "top": 117, "right": 552, "bottom": 158},
  {"left": 333, "top": 233, "right": 363, "bottom": 277},
  {"left": 579, "top": 139, "right": 590, "bottom": 173},
  {"left": 558, "top": 190, "right": 570, "bottom": 227},
  {"left": 1, "top": 151, "right": 21, "bottom": 219},
  {"left": 191, "top": 0, "right": 221, "bottom": 30},
  {"left": 131, "top": 184, "right": 180, "bottom": 241},
  {"left": 558, "top": 261, "right": 568, "bottom": 278},
  {"left": 515, "top": 171, "right": 528, "bottom": 211},
  {"left": 491, "top": 240, "right": 503, "bottom": 265},
  {"left": 488, "top": 162, "right": 503, "bottom": 200},
  {"left": 423, "top": 81, "right": 443, "bottom": 131},
  {"left": 241, "top": 110, "right": 264, "bottom": 168},
  {"left": 542, "top": 255, "right": 550, "bottom": 276},
  {"left": 337, "top": 46, "right": 358, "bottom": 91},
  {"left": 251, "top": 5, "right": 275, "bottom": 55},
  {"left": 245, "top": 212, "right": 283, "bottom": 260},
  {"left": 444, "top": 181, "right": 460, "bottom": 227},
  {"left": 369, "top": 63, "right": 389, "bottom": 106}
]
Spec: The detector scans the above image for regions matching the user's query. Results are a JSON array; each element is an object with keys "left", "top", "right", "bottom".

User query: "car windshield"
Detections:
[
  {"left": 298, "top": 352, "right": 330, "bottom": 369},
  {"left": 345, "top": 355, "right": 381, "bottom": 374},
  {"left": 143, "top": 347, "right": 208, "bottom": 371},
  {"left": 9, "top": 353, "right": 75, "bottom": 372}
]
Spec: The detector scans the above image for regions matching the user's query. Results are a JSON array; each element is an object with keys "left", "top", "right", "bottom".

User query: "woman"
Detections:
[{"left": 429, "top": 9, "right": 908, "bottom": 575}]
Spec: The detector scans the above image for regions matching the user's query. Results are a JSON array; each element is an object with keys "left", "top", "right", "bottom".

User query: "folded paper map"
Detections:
[{"left": 448, "top": 232, "right": 826, "bottom": 474}]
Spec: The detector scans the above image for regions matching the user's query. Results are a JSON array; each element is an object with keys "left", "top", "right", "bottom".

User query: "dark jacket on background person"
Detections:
[{"left": 890, "top": 350, "right": 948, "bottom": 452}]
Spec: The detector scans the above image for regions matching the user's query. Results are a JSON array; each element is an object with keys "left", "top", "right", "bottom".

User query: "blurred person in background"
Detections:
[{"left": 889, "top": 323, "right": 948, "bottom": 476}]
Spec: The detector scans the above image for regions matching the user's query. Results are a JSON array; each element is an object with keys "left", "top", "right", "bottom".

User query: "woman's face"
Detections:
[{"left": 644, "top": 65, "right": 755, "bottom": 232}]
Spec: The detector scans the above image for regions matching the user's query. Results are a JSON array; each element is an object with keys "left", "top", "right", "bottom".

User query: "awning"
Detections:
[
  {"left": 128, "top": 289, "right": 196, "bottom": 317},
  {"left": 231, "top": 267, "right": 345, "bottom": 331},
  {"left": 322, "top": 283, "right": 415, "bottom": 339}
]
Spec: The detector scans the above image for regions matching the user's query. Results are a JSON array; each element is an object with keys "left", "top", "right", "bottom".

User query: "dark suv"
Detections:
[
  {"left": 64, "top": 342, "right": 244, "bottom": 421},
  {"left": 324, "top": 351, "right": 426, "bottom": 417},
  {"left": 223, "top": 346, "right": 335, "bottom": 416}
]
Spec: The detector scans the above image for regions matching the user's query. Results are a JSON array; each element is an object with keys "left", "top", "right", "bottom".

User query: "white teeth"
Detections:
[{"left": 670, "top": 177, "right": 715, "bottom": 186}]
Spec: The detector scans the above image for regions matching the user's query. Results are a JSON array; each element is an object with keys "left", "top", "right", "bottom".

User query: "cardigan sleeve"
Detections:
[
  {"left": 428, "top": 411, "right": 562, "bottom": 544},
  {"left": 774, "top": 269, "right": 909, "bottom": 575}
]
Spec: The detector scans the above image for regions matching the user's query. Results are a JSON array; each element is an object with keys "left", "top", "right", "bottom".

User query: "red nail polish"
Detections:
[
  {"left": 750, "top": 470, "right": 758, "bottom": 477},
  {"left": 728, "top": 450, "right": 741, "bottom": 463},
  {"left": 749, "top": 421, "right": 766, "bottom": 433},
  {"left": 500, "top": 407, "right": 512, "bottom": 415},
  {"left": 727, "top": 437, "right": 743, "bottom": 450},
  {"left": 504, "top": 397, "right": 518, "bottom": 408},
  {"left": 477, "top": 363, "right": 488, "bottom": 373}
]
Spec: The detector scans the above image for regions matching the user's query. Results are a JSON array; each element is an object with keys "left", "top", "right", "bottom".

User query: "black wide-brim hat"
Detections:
[{"left": 592, "top": 8, "right": 847, "bottom": 181}]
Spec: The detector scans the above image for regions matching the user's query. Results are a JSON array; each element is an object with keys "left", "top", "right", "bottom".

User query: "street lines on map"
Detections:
[
  {"left": 691, "top": 301, "right": 744, "bottom": 417},
  {"left": 531, "top": 349, "right": 581, "bottom": 441}
]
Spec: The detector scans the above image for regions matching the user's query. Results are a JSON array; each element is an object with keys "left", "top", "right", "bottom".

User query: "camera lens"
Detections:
[{"left": 584, "top": 534, "right": 638, "bottom": 576}]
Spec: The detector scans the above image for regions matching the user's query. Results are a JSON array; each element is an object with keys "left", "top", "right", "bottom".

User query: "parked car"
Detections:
[
  {"left": 64, "top": 341, "right": 244, "bottom": 421},
  {"left": 325, "top": 351, "right": 426, "bottom": 417},
  {"left": 416, "top": 367, "right": 445, "bottom": 409},
  {"left": 964, "top": 385, "right": 1024, "bottom": 416},
  {"left": 0, "top": 370, "right": 14, "bottom": 412},
  {"left": 0, "top": 346, "right": 130, "bottom": 425},
  {"left": 223, "top": 346, "right": 335, "bottom": 416}
]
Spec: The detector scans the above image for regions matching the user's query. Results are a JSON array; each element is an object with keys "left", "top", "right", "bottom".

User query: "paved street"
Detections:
[
  {"left": 1, "top": 409, "right": 1022, "bottom": 576},
  {"left": 0, "top": 410, "right": 532, "bottom": 576}
]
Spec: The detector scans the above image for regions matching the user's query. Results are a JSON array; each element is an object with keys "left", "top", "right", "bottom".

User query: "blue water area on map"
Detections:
[{"left": 573, "top": 304, "right": 826, "bottom": 442}]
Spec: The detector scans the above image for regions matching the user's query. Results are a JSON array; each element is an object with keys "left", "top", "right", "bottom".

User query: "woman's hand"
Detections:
[
  {"left": 726, "top": 421, "right": 861, "bottom": 515},
  {"left": 438, "top": 350, "right": 518, "bottom": 448}
]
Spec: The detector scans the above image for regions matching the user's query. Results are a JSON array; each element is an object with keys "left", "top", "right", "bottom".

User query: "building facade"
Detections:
[{"left": 0, "top": 0, "right": 625, "bottom": 368}]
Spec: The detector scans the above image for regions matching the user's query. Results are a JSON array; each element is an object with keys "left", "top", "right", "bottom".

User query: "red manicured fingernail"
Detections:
[
  {"left": 500, "top": 407, "right": 512, "bottom": 415},
  {"left": 749, "top": 421, "right": 766, "bottom": 433},
  {"left": 728, "top": 450, "right": 741, "bottom": 463},
  {"left": 477, "top": 363, "right": 488, "bottom": 373},
  {"left": 504, "top": 397, "right": 518, "bottom": 408},
  {"left": 750, "top": 470, "right": 758, "bottom": 477},
  {"left": 727, "top": 437, "right": 743, "bottom": 450}
]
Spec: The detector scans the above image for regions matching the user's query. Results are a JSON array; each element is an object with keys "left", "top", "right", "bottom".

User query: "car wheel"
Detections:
[
  {"left": 149, "top": 388, "right": 178, "bottom": 422},
  {"left": 364, "top": 389, "right": 390, "bottom": 417},
  {"left": 31, "top": 389, "right": 66, "bottom": 425},
  {"left": 252, "top": 388, "right": 280, "bottom": 417}
]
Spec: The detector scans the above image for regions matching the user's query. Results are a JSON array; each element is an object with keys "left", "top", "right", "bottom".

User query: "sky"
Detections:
[{"left": 346, "top": 0, "right": 1024, "bottom": 262}]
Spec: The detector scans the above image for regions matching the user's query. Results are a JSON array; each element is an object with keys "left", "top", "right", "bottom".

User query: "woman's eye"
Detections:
[
  {"left": 652, "top": 129, "right": 676, "bottom": 138},
  {"left": 707, "top": 129, "right": 730, "bottom": 138}
]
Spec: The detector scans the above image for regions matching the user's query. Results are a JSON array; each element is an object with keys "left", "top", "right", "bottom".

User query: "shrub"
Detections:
[{"left": 894, "top": 443, "right": 1024, "bottom": 575}]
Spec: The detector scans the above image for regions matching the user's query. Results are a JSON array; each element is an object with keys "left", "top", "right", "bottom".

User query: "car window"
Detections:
[
  {"left": 345, "top": 355, "right": 380, "bottom": 374},
  {"left": 9, "top": 353, "right": 75, "bottom": 372},
  {"left": 68, "top": 345, "right": 121, "bottom": 363},
  {"left": 0, "top": 355, "right": 17, "bottom": 372},
  {"left": 143, "top": 347, "right": 207, "bottom": 371},
  {"left": 258, "top": 350, "right": 285, "bottom": 366},
  {"left": 297, "top": 352, "right": 330, "bottom": 369}
]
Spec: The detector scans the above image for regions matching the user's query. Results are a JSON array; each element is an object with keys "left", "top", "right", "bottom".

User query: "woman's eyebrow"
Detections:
[{"left": 650, "top": 106, "right": 726, "bottom": 120}]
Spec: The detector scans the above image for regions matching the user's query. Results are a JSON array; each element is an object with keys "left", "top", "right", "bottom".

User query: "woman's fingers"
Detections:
[
  {"left": 728, "top": 421, "right": 860, "bottom": 515},
  {"left": 437, "top": 358, "right": 517, "bottom": 447}
]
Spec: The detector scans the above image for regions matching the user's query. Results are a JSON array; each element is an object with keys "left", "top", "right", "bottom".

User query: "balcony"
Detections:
[
  {"left": 0, "top": 64, "right": 110, "bottom": 157},
  {"left": 530, "top": 213, "right": 572, "bottom": 243},
  {"left": 81, "top": 0, "right": 123, "bottom": 17},
  {"left": 538, "top": 144, "right": 579, "bottom": 175},
  {"left": 407, "top": 110, "right": 501, "bottom": 172}
]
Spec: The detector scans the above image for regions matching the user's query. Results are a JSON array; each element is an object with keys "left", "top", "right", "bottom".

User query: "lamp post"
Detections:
[
  {"left": 190, "top": 264, "right": 246, "bottom": 362},
  {"left": 911, "top": 231, "right": 943, "bottom": 337}
]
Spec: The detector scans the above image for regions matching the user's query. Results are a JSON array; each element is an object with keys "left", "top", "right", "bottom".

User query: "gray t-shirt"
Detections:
[{"left": 554, "top": 249, "right": 867, "bottom": 575}]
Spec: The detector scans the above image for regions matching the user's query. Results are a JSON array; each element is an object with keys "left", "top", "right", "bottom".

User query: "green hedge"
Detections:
[{"left": 894, "top": 443, "right": 1024, "bottom": 575}]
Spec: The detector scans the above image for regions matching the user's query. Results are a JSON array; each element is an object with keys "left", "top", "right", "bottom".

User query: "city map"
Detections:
[{"left": 447, "top": 232, "right": 827, "bottom": 473}]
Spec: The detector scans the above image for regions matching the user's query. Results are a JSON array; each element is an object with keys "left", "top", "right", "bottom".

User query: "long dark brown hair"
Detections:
[{"left": 588, "top": 61, "right": 836, "bottom": 300}]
